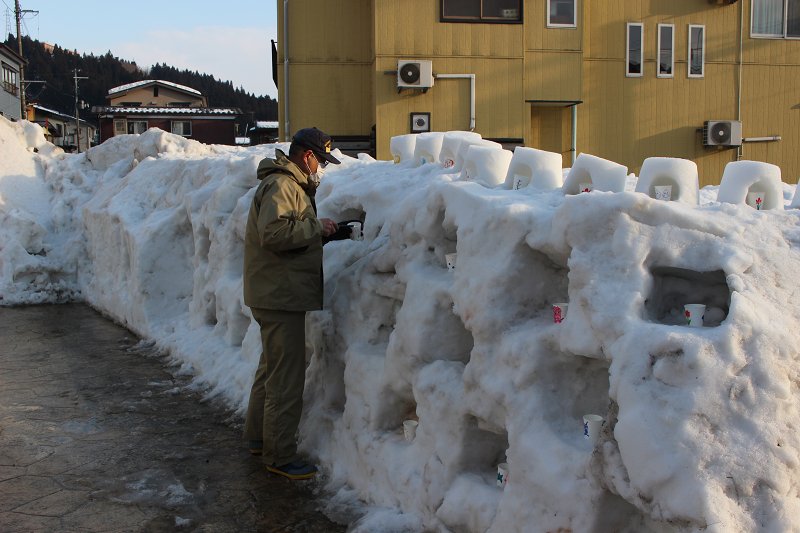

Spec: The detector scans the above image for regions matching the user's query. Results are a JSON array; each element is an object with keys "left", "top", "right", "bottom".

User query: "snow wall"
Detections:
[{"left": 3, "top": 116, "right": 800, "bottom": 533}]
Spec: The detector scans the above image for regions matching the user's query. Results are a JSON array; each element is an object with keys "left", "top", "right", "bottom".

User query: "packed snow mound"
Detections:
[{"left": 3, "top": 115, "right": 800, "bottom": 533}]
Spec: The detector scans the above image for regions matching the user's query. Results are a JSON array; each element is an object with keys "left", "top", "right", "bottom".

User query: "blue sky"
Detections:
[{"left": 5, "top": 0, "right": 279, "bottom": 97}]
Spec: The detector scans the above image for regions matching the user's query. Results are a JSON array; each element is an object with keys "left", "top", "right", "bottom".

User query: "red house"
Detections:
[{"left": 92, "top": 80, "right": 241, "bottom": 145}]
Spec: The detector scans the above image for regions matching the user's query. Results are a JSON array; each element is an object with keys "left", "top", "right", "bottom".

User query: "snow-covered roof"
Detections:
[
  {"left": 31, "top": 104, "right": 93, "bottom": 125},
  {"left": 235, "top": 137, "right": 250, "bottom": 145},
  {"left": 92, "top": 106, "right": 241, "bottom": 115},
  {"left": 108, "top": 80, "right": 203, "bottom": 96},
  {"left": 254, "top": 121, "right": 279, "bottom": 129}
]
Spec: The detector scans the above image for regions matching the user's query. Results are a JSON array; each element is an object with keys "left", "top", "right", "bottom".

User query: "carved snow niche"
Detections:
[
  {"left": 456, "top": 415, "right": 510, "bottom": 486},
  {"left": 644, "top": 266, "right": 730, "bottom": 327}
]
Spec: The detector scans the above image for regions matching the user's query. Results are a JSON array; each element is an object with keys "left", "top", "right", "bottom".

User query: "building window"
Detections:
[
  {"left": 2, "top": 63, "right": 18, "bottom": 96},
  {"left": 657, "top": 24, "right": 674, "bottom": 78},
  {"left": 153, "top": 86, "right": 159, "bottom": 97},
  {"left": 441, "top": 0, "right": 522, "bottom": 22},
  {"left": 752, "top": 0, "right": 800, "bottom": 38},
  {"left": 171, "top": 121, "right": 192, "bottom": 137},
  {"left": 626, "top": 23, "right": 643, "bottom": 77},
  {"left": 548, "top": 0, "right": 576, "bottom": 27},
  {"left": 127, "top": 121, "right": 148, "bottom": 134},
  {"left": 168, "top": 101, "right": 193, "bottom": 107},
  {"left": 688, "top": 24, "right": 705, "bottom": 78},
  {"left": 113, "top": 119, "right": 126, "bottom": 136},
  {"left": 120, "top": 102, "right": 142, "bottom": 107}
]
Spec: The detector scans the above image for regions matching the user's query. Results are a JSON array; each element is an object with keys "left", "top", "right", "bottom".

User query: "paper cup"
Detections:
[
  {"left": 497, "top": 463, "right": 509, "bottom": 488},
  {"left": 684, "top": 304, "right": 705, "bottom": 328},
  {"left": 553, "top": 303, "right": 568, "bottom": 323},
  {"left": 445, "top": 253, "right": 457, "bottom": 273},
  {"left": 393, "top": 154, "right": 401, "bottom": 164},
  {"left": 513, "top": 175, "right": 531, "bottom": 191},
  {"left": 747, "top": 191, "right": 765, "bottom": 210},
  {"left": 583, "top": 414, "right": 603, "bottom": 440},
  {"left": 443, "top": 157, "right": 455, "bottom": 169},
  {"left": 403, "top": 420, "right": 418, "bottom": 442},
  {"left": 654, "top": 185, "right": 672, "bottom": 201},
  {"left": 348, "top": 222, "right": 363, "bottom": 241},
  {"left": 579, "top": 183, "right": 594, "bottom": 193}
]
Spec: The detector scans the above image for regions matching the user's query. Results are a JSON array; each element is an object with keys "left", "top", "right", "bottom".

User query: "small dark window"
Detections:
[
  {"left": 626, "top": 23, "right": 643, "bottom": 77},
  {"left": 442, "top": 0, "right": 521, "bottom": 22},
  {"left": 153, "top": 86, "right": 159, "bottom": 97}
]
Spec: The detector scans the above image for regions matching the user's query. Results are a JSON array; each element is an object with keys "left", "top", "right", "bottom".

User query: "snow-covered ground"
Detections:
[{"left": 3, "top": 115, "right": 800, "bottom": 532}]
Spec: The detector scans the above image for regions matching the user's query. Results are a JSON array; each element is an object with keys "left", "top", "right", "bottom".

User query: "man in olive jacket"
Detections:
[{"left": 242, "top": 128, "right": 340, "bottom": 480}]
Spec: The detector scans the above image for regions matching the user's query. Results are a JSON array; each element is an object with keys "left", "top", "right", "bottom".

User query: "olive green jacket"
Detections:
[{"left": 243, "top": 150, "right": 323, "bottom": 311}]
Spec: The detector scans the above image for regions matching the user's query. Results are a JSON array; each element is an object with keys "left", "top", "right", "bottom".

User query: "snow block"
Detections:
[
  {"left": 790, "top": 186, "right": 800, "bottom": 209},
  {"left": 562, "top": 153, "right": 628, "bottom": 194},
  {"left": 440, "top": 131, "right": 482, "bottom": 172},
  {"left": 460, "top": 145, "right": 513, "bottom": 187},
  {"left": 454, "top": 138, "right": 502, "bottom": 173},
  {"left": 390, "top": 134, "right": 417, "bottom": 164},
  {"left": 502, "top": 147, "right": 563, "bottom": 191},
  {"left": 717, "top": 160, "right": 784, "bottom": 211},
  {"left": 634, "top": 157, "right": 699, "bottom": 205},
  {"left": 413, "top": 132, "right": 446, "bottom": 166}
]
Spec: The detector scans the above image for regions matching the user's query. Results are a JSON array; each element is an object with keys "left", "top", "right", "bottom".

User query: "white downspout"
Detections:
[
  {"left": 737, "top": 0, "right": 743, "bottom": 160},
  {"left": 434, "top": 74, "right": 476, "bottom": 131},
  {"left": 571, "top": 104, "right": 577, "bottom": 165},
  {"left": 284, "top": 0, "right": 290, "bottom": 141}
]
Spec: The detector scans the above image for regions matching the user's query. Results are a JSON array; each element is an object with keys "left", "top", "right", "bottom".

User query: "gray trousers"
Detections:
[{"left": 243, "top": 308, "right": 306, "bottom": 466}]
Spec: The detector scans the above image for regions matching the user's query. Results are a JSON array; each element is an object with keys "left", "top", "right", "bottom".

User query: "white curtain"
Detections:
[{"left": 753, "top": 0, "right": 785, "bottom": 36}]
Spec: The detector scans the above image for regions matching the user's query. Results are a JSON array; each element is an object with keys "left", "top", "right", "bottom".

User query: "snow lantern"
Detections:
[
  {"left": 460, "top": 145, "right": 513, "bottom": 187},
  {"left": 440, "top": 131, "right": 482, "bottom": 172},
  {"left": 635, "top": 157, "right": 699, "bottom": 205},
  {"left": 453, "top": 139, "right": 502, "bottom": 174},
  {"left": 562, "top": 153, "right": 628, "bottom": 195},
  {"left": 413, "top": 132, "right": 446, "bottom": 166},
  {"left": 390, "top": 134, "right": 417, "bottom": 165},
  {"left": 503, "top": 147, "right": 563, "bottom": 191},
  {"left": 717, "top": 160, "right": 784, "bottom": 211}
]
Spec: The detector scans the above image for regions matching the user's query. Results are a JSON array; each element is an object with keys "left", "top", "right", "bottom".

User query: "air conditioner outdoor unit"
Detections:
[
  {"left": 397, "top": 60, "right": 434, "bottom": 89},
  {"left": 704, "top": 120, "right": 743, "bottom": 147}
]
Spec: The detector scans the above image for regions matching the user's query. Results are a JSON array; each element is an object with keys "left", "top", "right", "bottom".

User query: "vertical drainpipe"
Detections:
[
  {"left": 284, "top": 0, "right": 290, "bottom": 141},
  {"left": 571, "top": 104, "right": 577, "bottom": 165},
  {"left": 737, "top": 0, "right": 744, "bottom": 161}
]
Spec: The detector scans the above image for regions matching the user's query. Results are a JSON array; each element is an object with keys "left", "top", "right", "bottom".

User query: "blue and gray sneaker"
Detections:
[
  {"left": 267, "top": 460, "right": 318, "bottom": 480},
  {"left": 248, "top": 440, "right": 263, "bottom": 455}
]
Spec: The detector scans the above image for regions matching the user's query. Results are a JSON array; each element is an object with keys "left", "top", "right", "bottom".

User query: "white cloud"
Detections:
[{"left": 113, "top": 26, "right": 279, "bottom": 99}]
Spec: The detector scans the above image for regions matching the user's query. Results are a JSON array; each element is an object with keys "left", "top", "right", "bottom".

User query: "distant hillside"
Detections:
[{"left": 4, "top": 35, "right": 277, "bottom": 133}]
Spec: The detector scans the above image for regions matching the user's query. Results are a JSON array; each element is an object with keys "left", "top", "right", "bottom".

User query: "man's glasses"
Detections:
[{"left": 313, "top": 153, "right": 329, "bottom": 169}]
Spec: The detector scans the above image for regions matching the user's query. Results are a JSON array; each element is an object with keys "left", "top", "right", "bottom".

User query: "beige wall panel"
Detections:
[
  {"left": 579, "top": 59, "right": 742, "bottom": 186},
  {"left": 374, "top": 0, "right": 523, "bottom": 58},
  {"left": 374, "top": 56, "right": 525, "bottom": 160},
  {"left": 529, "top": 105, "right": 573, "bottom": 167},
  {"left": 525, "top": 50, "right": 582, "bottom": 101},
  {"left": 525, "top": 0, "right": 582, "bottom": 51},
  {"left": 284, "top": 0, "right": 373, "bottom": 63},
  {"left": 286, "top": 63, "right": 373, "bottom": 138}
]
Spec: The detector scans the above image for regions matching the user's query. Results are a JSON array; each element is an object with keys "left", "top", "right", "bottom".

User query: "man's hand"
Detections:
[{"left": 320, "top": 218, "right": 339, "bottom": 237}]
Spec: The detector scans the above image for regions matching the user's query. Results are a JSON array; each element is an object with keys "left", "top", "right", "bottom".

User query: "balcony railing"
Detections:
[{"left": 3, "top": 81, "right": 18, "bottom": 96}]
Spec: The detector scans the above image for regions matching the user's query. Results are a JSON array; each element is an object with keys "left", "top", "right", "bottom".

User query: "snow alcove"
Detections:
[{"left": 644, "top": 266, "right": 731, "bottom": 327}]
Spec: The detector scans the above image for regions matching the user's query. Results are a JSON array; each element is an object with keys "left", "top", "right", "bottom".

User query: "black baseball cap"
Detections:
[{"left": 291, "top": 127, "right": 341, "bottom": 165}]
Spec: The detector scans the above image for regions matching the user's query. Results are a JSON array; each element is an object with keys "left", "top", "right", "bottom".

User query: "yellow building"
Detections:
[{"left": 277, "top": 0, "right": 800, "bottom": 186}]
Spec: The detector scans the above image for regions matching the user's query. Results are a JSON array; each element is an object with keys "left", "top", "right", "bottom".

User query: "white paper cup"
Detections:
[
  {"left": 445, "top": 253, "right": 457, "bottom": 273},
  {"left": 654, "top": 185, "right": 672, "bottom": 201},
  {"left": 747, "top": 191, "right": 765, "bottom": 210},
  {"left": 403, "top": 420, "right": 418, "bottom": 442},
  {"left": 348, "top": 222, "right": 363, "bottom": 241},
  {"left": 579, "top": 183, "right": 594, "bottom": 193},
  {"left": 443, "top": 157, "right": 455, "bottom": 169},
  {"left": 513, "top": 174, "right": 531, "bottom": 191},
  {"left": 583, "top": 414, "right": 603, "bottom": 440},
  {"left": 553, "top": 303, "right": 568, "bottom": 323},
  {"left": 684, "top": 304, "right": 705, "bottom": 328},
  {"left": 497, "top": 463, "right": 509, "bottom": 488}
]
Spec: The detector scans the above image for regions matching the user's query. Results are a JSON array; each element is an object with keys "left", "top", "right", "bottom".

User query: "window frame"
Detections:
[
  {"left": 657, "top": 23, "right": 675, "bottom": 78},
  {"left": 171, "top": 120, "right": 192, "bottom": 137},
  {"left": 688, "top": 24, "right": 706, "bottom": 79},
  {"left": 751, "top": 0, "right": 800, "bottom": 39},
  {"left": 127, "top": 120, "right": 148, "bottom": 135},
  {"left": 440, "top": 0, "right": 523, "bottom": 24},
  {"left": 2, "top": 62, "right": 18, "bottom": 96},
  {"left": 113, "top": 119, "right": 126, "bottom": 136},
  {"left": 626, "top": 22, "right": 644, "bottom": 78},
  {"left": 547, "top": 0, "right": 577, "bottom": 28}
]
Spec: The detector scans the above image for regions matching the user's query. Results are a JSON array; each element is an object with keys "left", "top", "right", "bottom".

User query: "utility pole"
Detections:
[
  {"left": 73, "top": 69, "right": 87, "bottom": 153},
  {"left": 14, "top": 1, "right": 37, "bottom": 119}
]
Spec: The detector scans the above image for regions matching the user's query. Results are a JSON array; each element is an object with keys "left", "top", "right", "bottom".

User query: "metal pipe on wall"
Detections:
[
  {"left": 571, "top": 104, "right": 577, "bottom": 165},
  {"left": 737, "top": 0, "right": 744, "bottom": 161},
  {"left": 433, "top": 74, "right": 476, "bottom": 131},
  {"left": 284, "top": 0, "right": 290, "bottom": 141}
]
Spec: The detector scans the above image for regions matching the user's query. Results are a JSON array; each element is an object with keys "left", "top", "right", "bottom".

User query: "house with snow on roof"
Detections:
[
  {"left": 26, "top": 103, "right": 97, "bottom": 153},
  {"left": 91, "top": 80, "right": 242, "bottom": 146}
]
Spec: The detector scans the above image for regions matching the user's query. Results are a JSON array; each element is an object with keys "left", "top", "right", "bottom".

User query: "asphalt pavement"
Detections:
[{"left": 0, "top": 304, "right": 349, "bottom": 533}]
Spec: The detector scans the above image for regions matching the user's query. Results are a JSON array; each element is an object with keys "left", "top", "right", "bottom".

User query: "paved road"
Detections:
[{"left": 0, "top": 304, "right": 348, "bottom": 533}]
